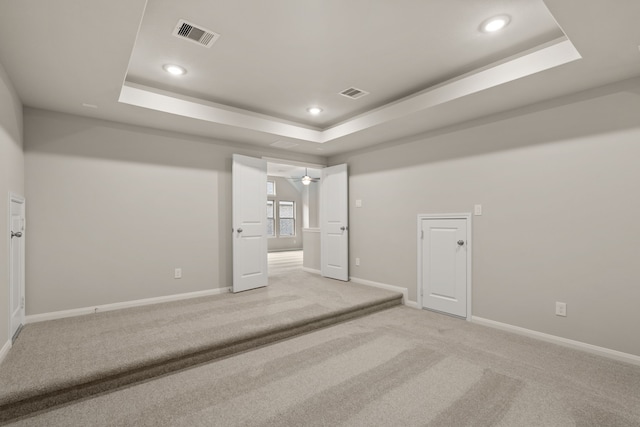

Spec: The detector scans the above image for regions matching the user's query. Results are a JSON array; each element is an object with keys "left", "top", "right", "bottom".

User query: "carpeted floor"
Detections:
[
  {"left": 4, "top": 306, "right": 640, "bottom": 426},
  {"left": 0, "top": 269, "right": 401, "bottom": 422}
]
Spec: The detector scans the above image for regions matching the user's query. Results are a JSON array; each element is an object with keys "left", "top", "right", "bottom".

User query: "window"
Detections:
[
  {"left": 266, "top": 200, "right": 275, "bottom": 236},
  {"left": 278, "top": 201, "right": 295, "bottom": 237},
  {"left": 267, "top": 180, "right": 276, "bottom": 196}
]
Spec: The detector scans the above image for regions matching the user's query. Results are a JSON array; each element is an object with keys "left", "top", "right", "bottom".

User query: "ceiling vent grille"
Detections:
[
  {"left": 339, "top": 87, "right": 369, "bottom": 99},
  {"left": 172, "top": 19, "right": 220, "bottom": 48}
]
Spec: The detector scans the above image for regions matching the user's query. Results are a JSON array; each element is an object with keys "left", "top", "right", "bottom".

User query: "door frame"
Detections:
[
  {"left": 417, "top": 213, "right": 472, "bottom": 320},
  {"left": 8, "top": 193, "right": 26, "bottom": 341}
]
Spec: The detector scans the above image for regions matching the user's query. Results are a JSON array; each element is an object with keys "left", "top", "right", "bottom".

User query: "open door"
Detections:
[
  {"left": 232, "top": 154, "right": 268, "bottom": 292},
  {"left": 320, "top": 163, "right": 349, "bottom": 281}
]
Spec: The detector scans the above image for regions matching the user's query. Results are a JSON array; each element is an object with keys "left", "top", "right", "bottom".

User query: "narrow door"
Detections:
[
  {"left": 232, "top": 154, "right": 268, "bottom": 292},
  {"left": 420, "top": 217, "right": 468, "bottom": 318},
  {"left": 9, "top": 195, "right": 26, "bottom": 342},
  {"left": 320, "top": 163, "right": 348, "bottom": 281}
]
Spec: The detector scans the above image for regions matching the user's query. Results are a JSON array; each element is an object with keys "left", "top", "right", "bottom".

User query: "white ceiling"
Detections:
[{"left": 1, "top": 1, "right": 639, "bottom": 157}]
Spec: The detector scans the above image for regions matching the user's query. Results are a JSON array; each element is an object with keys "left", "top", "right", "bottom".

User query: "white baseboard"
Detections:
[
  {"left": 349, "top": 276, "right": 416, "bottom": 307},
  {"left": 26, "top": 287, "right": 231, "bottom": 324},
  {"left": 0, "top": 340, "right": 11, "bottom": 366},
  {"left": 301, "top": 267, "right": 321, "bottom": 275},
  {"left": 405, "top": 300, "right": 419, "bottom": 309},
  {"left": 472, "top": 316, "right": 640, "bottom": 367}
]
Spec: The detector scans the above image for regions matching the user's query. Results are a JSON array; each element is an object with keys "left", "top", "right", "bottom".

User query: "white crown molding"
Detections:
[{"left": 120, "top": 38, "right": 580, "bottom": 144}]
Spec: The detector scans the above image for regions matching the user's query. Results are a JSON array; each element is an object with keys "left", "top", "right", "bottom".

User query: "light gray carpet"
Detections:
[
  {"left": 0, "top": 270, "right": 401, "bottom": 422},
  {"left": 5, "top": 306, "right": 640, "bottom": 426}
]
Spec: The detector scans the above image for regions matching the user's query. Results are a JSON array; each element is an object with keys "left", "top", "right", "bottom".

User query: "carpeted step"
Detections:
[{"left": 0, "top": 275, "right": 402, "bottom": 423}]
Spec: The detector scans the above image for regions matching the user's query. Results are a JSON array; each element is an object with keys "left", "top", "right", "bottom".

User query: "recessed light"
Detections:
[
  {"left": 481, "top": 15, "right": 510, "bottom": 33},
  {"left": 163, "top": 64, "right": 187, "bottom": 76},
  {"left": 307, "top": 106, "right": 323, "bottom": 115}
]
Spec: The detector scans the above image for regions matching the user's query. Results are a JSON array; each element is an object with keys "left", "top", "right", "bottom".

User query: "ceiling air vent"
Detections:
[
  {"left": 172, "top": 19, "right": 220, "bottom": 48},
  {"left": 339, "top": 87, "right": 369, "bottom": 100}
]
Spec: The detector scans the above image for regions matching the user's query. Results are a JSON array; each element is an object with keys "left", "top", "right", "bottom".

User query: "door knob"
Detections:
[
  {"left": 237, "top": 228, "right": 243, "bottom": 233},
  {"left": 457, "top": 240, "right": 464, "bottom": 246},
  {"left": 340, "top": 226, "right": 347, "bottom": 231},
  {"left": 11, "top": 231, "right": 22, "bottom": 238}
]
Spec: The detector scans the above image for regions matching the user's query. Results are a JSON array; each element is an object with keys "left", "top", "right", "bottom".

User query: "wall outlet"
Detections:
[
  {"left": 555, "top": 301, "right": 567, "bottom": 317},
  {"left": 355, "top": 257, "right": 360, "bottom": 266},
  {"left": 174, "top": 268, "right": 182, "bottom": 279}
]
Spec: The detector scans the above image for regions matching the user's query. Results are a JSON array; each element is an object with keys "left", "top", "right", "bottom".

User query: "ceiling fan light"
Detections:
[{"left": 301, "top": 175, "right": 312, "bottom": 185}]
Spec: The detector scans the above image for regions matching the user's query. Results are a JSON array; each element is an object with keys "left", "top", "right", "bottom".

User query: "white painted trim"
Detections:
[
  {"left": 417, "top": 213, "right": 472, "bottom": 320},
  {"left": 302, "top": 267, "right": 321, "bottom": 275},
  {"left": 0, "top": 340, "right": 11, "bottom": 366},
  {"left": 120, "top": 38, "right": 579, "bottom": 144},
  {"left": 25, "top": 288, "right": 231, "bottom": 324},
  {"left": 350, "top": 276, "right": 412, "bottom": 307},
  {"left": 472, "top": 316, "right": 640, "bottom": 367},
  {"left": 262, "top": 157, "right": 326, "bottom": 170},
  {"left": 405, "top": 300, "right": 419, "bottom": 309}
]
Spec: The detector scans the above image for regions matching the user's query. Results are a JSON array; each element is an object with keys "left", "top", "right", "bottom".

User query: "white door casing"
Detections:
[
  {"left": 418, "top": 214, "right": 471, "bottom": 319},
  {"left": 9, "top": 194, "right": 26, "bottom": 341},
  {"left": 320, "top": 164, "right": 349, "bottom": 281},
  {"left": 232, "top": 154, "right": 268, "bottom": 292}
]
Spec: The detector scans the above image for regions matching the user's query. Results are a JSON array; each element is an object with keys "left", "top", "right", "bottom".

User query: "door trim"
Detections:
[
  {"left": 8, "top": 193, "right": 26, "bottom": 342},
  {"left": 417, "top": 213, "right": 472, "bottom": 320}
]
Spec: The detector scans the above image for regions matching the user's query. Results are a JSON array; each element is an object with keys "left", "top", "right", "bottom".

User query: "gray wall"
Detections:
[
  {"left": 307, "top": 183, "right": 319, "bottom": 228},
  {"left": 24, "top": 108, "right": 323, "bottom": 315},
  {"left": 0, "top": 62, "right": 24, "bottom": 346},
  {"left": 267, "top": 176, "right": 303, "bottom": 252},
  {"left": 330, "top": 78, "right": 640, "bottom": 357}
]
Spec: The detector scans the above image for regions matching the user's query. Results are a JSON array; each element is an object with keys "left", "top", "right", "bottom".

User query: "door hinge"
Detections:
[
  {"left": 21, "top": 297, "right": 25, "bottom": 309},
  {"left": 420, "top": 230, "right": 424, "bottom": 239}
]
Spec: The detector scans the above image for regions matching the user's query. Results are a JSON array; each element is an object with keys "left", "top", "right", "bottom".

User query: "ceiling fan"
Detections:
[{"left": 290, "top": 168, "right": 320, "bottom": 185}]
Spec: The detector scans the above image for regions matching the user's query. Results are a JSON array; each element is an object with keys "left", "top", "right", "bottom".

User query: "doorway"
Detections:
[
  {"left": 231, "top": 155, "right": 349, "bottom": 292},
  {"left": 266, "top": 160, "right": 322, "bottom": 276},
  {"left": 9, "top": 194, "right": 26, "bottom": 342},
  {"left": 418, "top": 213, "right": 471, "bottom": 319}
]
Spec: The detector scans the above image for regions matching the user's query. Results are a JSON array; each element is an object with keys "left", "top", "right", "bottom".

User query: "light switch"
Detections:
[
  {"left": 474, "top": 204, "right": 482, "bottom": 216},
  {"left": 355, "top": 199, "right": 362, "bottom": 208}
]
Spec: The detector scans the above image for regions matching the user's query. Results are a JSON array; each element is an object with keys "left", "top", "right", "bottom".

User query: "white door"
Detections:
[
  {"left": 320, "top": 164, "right": 349, "bottom": 281},
  {"left": 420, "top": 217, "right": 468, "bottom": 318},
  {"left": 9, "top": 195, "right": 26, "bottom": 342},
  {"left": 232, "top": 154, "right": 268, "bottom": 292}
]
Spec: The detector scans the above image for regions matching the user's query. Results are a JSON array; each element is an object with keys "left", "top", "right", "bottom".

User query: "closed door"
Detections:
[
  {"left": 232, "top": 154, "right": 268, "bottom": 293},
  {"left": 420, "top": 217, "right": 468, "bottom": 318},
  {"left": 320, "top": 163, "right": 349, "bottom": 281},
  {"left": 10, "top": 195, "right": 26, "bottom": 342}
]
